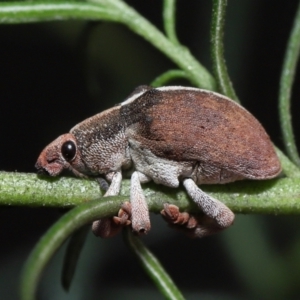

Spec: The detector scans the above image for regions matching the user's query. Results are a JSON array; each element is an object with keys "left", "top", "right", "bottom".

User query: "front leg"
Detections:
[
  {"left": 92, "top": 171, "right": 126, "bottom": 237},
  {"left": 104, "top": 172, "right": 122, "bottom": 197},
  {"left": 130, "top": 171, "right": 151, "bottom": 234}
]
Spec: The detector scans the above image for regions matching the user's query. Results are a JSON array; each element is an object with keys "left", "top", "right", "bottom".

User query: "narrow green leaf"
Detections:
[
  {"left": 279, "top": 1, "right": 300, "bottom": 166},
  {"left": 210, "top": 0, "right": 239, "bottom": 102},
  {"left": 163, "top": 0, "right": 179, "bottom": 45},
  {"left": 20, "top": 197, "right": 127, "bottom": 300},
  {"left": 151, "top": 70, "right": 189, "bottom": 87},
  {"left": 123, "top": 228, "right": 185, "bottom": 300},
  {"left": 0, "top": 2, "right": 116, "bottom": 24},
  {"left": 61, "top": 225, "right": 90, "bottom": 291}
]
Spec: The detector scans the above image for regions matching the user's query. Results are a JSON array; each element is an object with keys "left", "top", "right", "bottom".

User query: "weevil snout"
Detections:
[
  {"left": 35, "top": 160, "right": 50, "bottom": 175},
  {"left": 35, "top": 150, "right": 64, "bottom": 176},
  {"left": 35, "top": 133, "right": 78, "bottom": 177}
]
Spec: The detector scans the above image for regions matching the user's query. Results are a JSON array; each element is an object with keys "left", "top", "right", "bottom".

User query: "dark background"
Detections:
[{"left": 1, "top": 1, "right": 300, "bottom": 299}]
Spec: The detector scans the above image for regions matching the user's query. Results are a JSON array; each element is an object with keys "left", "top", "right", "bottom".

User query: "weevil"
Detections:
[{"left": 36, "top": 86, "right": 281, "bottom": 238}]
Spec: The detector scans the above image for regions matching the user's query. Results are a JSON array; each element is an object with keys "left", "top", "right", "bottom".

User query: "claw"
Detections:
[
  {"left": 161, "top": 204, "right": 190, "bottom": 225},
  {"left": 186, "top": 215, "right": 198, "bottom": 229},
  {"left": 92, "top": 202, "right": 132, "bottom": 238},
  {"left": 161, "top": 203, "right": 227, "bottom": 238},
  {"left": 113, "top": 202, "right": 132, "bottom": 226},
  {"left": 161, "top": 203, "right": 179, "bottom": 220},
  {"left": 120, "top": 201, "right": 132, "bottom": 216}
]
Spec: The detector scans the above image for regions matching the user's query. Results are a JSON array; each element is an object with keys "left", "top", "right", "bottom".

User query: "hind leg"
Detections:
[{"left": 161, "top": 178, "right": 234, "bottom": 238}]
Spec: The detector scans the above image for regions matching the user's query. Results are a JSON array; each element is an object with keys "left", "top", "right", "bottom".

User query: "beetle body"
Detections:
[{"left": 36, "top": 86, "right": 281, "bottom": 237}]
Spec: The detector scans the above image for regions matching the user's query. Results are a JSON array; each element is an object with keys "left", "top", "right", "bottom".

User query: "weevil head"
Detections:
[{"left": 35, "top": 133, "right": 86, "bottom": 177}]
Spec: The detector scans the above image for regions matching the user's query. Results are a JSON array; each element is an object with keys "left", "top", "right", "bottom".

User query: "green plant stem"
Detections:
[
  {"left": 151, "top": 70, "right": 189, "bottom": 87},
  {"left": 279, "top": 0, "right": 300, "bottom": 166},
  {"left": 2, "top": 171, "right": 300, "bottom": 215},
  {"left": 123, "top": 228, "right": 185, "bottom": 300},
  {"left": 0, "top": 0, "right": 215, "bottom": 90},
  {"left": 0, "top": 172, "right": 101, "bottom": 207},
  {"left": 211, "top": 0, "right": 239, "bottom": 102},
  {"left": 163, "top": 0, "right": 180, "bottom": 45}
]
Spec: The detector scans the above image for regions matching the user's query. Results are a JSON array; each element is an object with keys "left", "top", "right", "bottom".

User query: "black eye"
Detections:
[{"left": 61, "top": 140, "right": 76, "bottom": 162}]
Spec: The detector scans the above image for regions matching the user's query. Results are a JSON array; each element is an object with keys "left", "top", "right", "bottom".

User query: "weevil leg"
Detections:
[
  {"left": 161, "top": 204, "right": 191, "bottom": 225},
  {"left": 92, "top": 171, "right": 129, "bottom": 238},
  {"left": 161, "top": 203, "right": 222, "bottom": 238},
  {"left": 104, "top": 172, "right": 123, "bottom": 196},
  {"left": 96, "top": 177, "right": 110, "bottom": 192},
  {"left": 181, "top": 178, "right": 235, "bottom": 237},
  {"left": 113, "top": 201, "right": 132, "bottom": 226},
  {"left": 130, "top": 171, "right": 151, "bottom": 235}
]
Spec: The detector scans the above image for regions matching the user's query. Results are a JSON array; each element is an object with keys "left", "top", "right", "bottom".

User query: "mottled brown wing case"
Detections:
[{"left": 121, "top": 88, "right": 280, "bottom": 179}]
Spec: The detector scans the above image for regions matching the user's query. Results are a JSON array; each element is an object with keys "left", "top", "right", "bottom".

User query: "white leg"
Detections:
[
  {"left": 103, "top": 172, "right": 122, "bottom": 196},
  {"left": 183, "top": 178, "right": 234, "bottom": 235},
  {"left": 92, "top": 172, "right": 123, "bottom": 237},
  {"left": 130, "top": 171, "right": 151, "bottom": 234}
]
